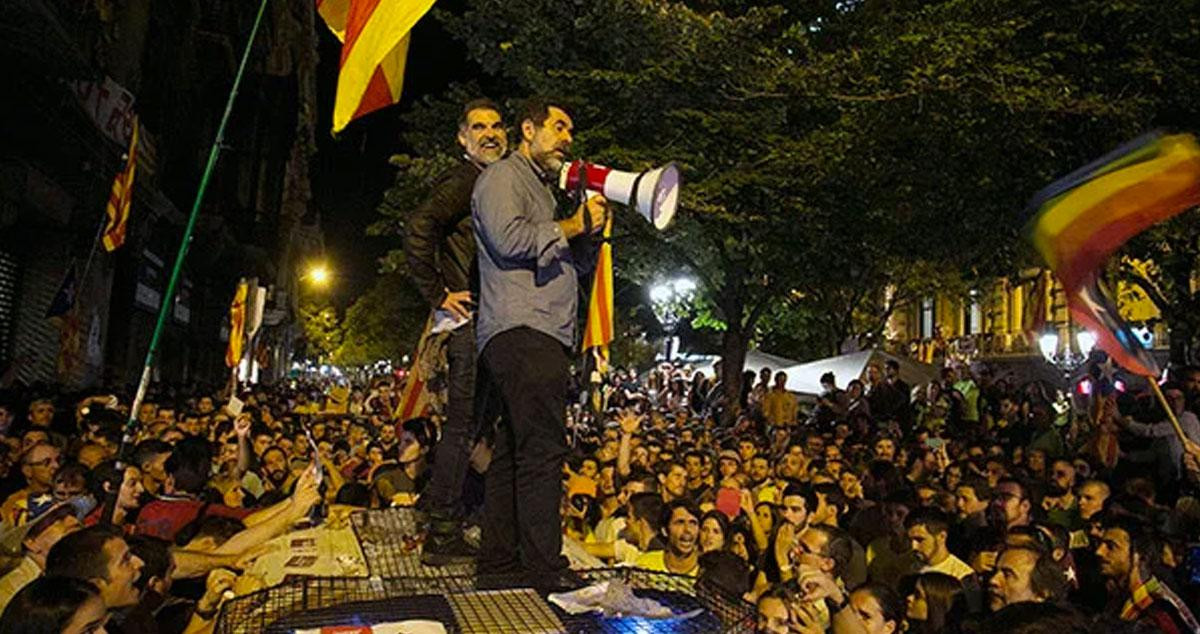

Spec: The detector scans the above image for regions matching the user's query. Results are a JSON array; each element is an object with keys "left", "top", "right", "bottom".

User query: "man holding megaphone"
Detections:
[{"left": 472, "top": 97, "right": 607, "bottom": 581}]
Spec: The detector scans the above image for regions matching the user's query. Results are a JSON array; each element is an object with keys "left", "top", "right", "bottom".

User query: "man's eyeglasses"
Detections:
[
  {"left": 570, "top": 495, "right": 594, "bottom": 511},
  {"left": 25, "top": 456, "right": 60, "bottom": 468}
]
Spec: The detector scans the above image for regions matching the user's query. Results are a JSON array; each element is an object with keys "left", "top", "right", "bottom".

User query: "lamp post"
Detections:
[
  {"left": 1038, "top": 328, "right": 1096, "bottom": 373},
  {"left": 305, "top": 263, "right": 331, "bottom": 287},
  {"left": 649, "top": 277, "right": 697, "bottom": 361}
]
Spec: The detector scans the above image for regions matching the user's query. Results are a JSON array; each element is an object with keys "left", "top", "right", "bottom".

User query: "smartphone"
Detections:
[{"left": 925, "top": 437, "right": 945, "bottom": 450}]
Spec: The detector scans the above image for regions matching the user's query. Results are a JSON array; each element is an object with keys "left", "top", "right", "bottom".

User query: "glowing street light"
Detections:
[
  {"left": 306, "top": 263, "right": 331, "bottom": 287},
  {"left": 1038, "top": 328, "right": 1096, "bottom": 372},
  {"left": 649, "top": 276, "right": 697, "bottom": 361}
]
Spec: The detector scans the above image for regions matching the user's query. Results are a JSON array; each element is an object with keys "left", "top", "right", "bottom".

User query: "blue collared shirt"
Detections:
[{"left": 472, "top": 152, "right": 595, "bottom": 353}]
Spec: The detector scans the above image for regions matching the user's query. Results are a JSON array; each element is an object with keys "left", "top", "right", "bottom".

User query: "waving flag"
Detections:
[
  {"left": 225, "top": 281, "right": 248, "bottom": 369},
  {"left": 317, "top": 0, "right": 436, "bottom": 134},
  {"left": 103, "top": 117, "right": 139, "bottom": 251},
  {"left": 1026, "top": 132, "right": 1200, "bottom": 376},
  {"left": 582, "top": 215, "right": 614, "bottom": 367}
]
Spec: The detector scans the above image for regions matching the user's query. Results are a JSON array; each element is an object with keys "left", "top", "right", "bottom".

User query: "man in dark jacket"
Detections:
[{"left": 405, "top": 98, "right": 507, "bottom": 565}]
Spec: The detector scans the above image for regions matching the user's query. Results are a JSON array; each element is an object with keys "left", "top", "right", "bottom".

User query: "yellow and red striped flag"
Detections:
[
  {"left": 225, "top": 281, "right": 248, "bottom": 369},
  {"left": 582, "top": 215, "right": 614, "bottom": 367},
  {"left": 102, "top": 117, "right": 139, "bottom": 251},
  {"left": 394, "top": 314, "right": 437, "bottom": 422},
  {"left": 316, "top": 0, "right": 435, "bottom": 134}
]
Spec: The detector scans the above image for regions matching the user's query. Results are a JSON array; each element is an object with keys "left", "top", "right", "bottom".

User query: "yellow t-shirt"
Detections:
[
  {"left": 762, "top": 390, "right": 798, "bottom": 426},
  {"left": 634, "top": 550, "right": 699, "bottom": 577}
]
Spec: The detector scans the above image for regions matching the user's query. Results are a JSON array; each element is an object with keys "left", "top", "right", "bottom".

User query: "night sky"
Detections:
[{"left": 310, "top": 2, "right": 471, "bottom": 307}]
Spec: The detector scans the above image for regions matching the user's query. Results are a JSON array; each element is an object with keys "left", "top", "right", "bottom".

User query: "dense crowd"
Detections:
[
  {"left": 562, "top": 359, "right": 1200, "bottom": 633},
  {"left": 0, "top": 381, "right": 445, "bottom": 634},
  {"left": 0, "top": 355, "right": 1197, "bottom": 633}
]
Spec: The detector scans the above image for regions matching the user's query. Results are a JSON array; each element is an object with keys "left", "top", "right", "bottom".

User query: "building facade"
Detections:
[
  {"left": 0, "top": 0, "right": 322, "bottom": 390},
  {"left": 885, "top": 266, "right": 1168, "bottom": 368}
]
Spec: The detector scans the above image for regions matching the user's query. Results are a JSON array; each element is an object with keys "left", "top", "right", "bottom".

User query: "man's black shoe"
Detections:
[{"left": 421, "top": 533, "right": 478, "bottom": 567}]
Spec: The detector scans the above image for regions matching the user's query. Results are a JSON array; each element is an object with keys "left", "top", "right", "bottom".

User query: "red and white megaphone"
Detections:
[{"left": 559, "top": 160, "right": 680, "bottom": 230}]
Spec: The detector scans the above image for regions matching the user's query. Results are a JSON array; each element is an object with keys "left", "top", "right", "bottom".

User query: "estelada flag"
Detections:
[
  {"left": 394, "top": 314, "right": 438, "bottom": 422},
  {"left": 225, "top": 281, "right": 248, "bottom": 369},
  {"left": 316, "top": 0, "right": 435, "bottom": 134},
  {"left": 103, "top": 117, "right": 139, "bottom": 252},
  {"left": 1027, "top": 132, "right": 1200, "bottom": 290},
  {"left": 581, "top": 215, "right": 614, "bottom": 367},
  {"left": 45, "top": 263, "right": 78, "bottom": 319},
  {"left": 1026, "top": 132, "right": 1200, "bottom": 376}
]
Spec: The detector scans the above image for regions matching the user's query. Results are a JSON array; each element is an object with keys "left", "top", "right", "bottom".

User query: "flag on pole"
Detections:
[
  {"left": 225, "top": 281, "right": 248, "bottom": 369},
  {"left": 394, "top": 314, "right": 447, "bottom": 422},
  {"left": 316, "top": 0, "right": 436, "bottom": 134},
  {"left": 45, "top": 263, "right": 78, "bottom": 319},
  {"left": 1026, "top": 132, "right": 1200, "bottom": 376},
  {"left": 582, "top": 215, "right": 614, "bottom": 367},
  {"left": 1021, "top": 271, "right": 1047, "bottom": 345},
  {"left": 103, "top": 117, "right": 139, "bottom": 252}
]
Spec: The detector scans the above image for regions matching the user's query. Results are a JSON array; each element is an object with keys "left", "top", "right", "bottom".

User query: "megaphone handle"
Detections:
[{"left": 575, "top": 161, "right": 592, "bottom": 235}]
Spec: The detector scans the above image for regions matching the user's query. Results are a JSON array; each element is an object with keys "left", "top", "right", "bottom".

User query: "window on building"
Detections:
[
  {"left": 920, "top": 298, "right": 934, "bottom": 338},
  {"left": 966, "top": 297, "right": 983, "bottom": 335}
]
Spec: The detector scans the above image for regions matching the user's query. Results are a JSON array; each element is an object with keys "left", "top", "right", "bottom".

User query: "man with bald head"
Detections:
[{"left": 0, "top": 444, "right": 60, "bottom": 526}]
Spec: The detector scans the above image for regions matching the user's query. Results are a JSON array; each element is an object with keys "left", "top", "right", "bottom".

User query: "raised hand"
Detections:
[{"left": 618, "top": 409, "right": 643, "bottom": 436}]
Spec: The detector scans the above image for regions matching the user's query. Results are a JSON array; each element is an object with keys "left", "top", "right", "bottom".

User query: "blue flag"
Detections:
[{"left": 45, "top": 263, "right": 78, "bottom": 319}]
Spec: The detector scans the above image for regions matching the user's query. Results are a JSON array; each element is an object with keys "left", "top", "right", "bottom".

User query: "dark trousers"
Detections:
[
  {"left": 424, "top": 323, "right": 478, "bottom": 522},
  {"left": 477, "top": 327, "right": 570, "bottom": 577}
]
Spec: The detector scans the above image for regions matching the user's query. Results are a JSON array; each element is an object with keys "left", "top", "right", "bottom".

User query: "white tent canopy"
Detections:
[
  {"left": 695, "top": 349, "right": 801, "bottom": 380},
  {"left": 778, "top": 349, "right": 939, "bottom": 395}
]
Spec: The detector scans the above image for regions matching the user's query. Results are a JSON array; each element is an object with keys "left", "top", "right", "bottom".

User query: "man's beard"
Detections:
[{"left": 266, "top": 469, "right": 287, "bottom": 486}]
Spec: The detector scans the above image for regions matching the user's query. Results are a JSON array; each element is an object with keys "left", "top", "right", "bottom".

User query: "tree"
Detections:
[
  {"left": 334, "top": 274, "right": 429, "bottom": 366},
  {"left": 298, "top": 302, "right": 343, "bottom": 363},
  {"left": 1121, "top": 213, "right": 1200, "bottom": 365},
  {"left": 375, "top": 0, "right": 1199, "bottom": 421}
]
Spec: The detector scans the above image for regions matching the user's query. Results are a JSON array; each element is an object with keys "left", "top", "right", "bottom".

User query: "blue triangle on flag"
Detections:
[{"left": 45, "top": 263, "right": 78, "bottom": 319}]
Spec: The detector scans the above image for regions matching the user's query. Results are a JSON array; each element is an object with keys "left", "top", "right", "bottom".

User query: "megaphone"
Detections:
[{"left": 559, "top": 160, "right": 680, "bottom": 230}]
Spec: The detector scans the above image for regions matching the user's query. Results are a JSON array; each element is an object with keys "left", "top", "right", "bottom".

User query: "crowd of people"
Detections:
[
  {"left": 560, "top": 359, "right": 1200, "bottom": 633},
  {"left": 0, "top": 382, "right": 449, "bottom": 633},
  {"left": 0, "top": 354, "right": 1195, "bottom": 632}
]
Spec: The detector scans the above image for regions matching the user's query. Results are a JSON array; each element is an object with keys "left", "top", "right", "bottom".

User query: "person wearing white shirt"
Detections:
[{"left": 906, "top": 508, "right": 974, "bottom": 580}]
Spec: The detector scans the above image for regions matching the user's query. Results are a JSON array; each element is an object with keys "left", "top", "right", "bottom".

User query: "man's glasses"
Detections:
[{"left": 25, "top": 456, "right": 60, "bottom": 468}]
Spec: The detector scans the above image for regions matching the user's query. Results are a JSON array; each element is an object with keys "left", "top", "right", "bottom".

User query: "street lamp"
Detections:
[
  {"left": 649, "top": 277, "right": 697, "bottom": 361},
  {"left": 306, "top": 263, "right": 331, "bottom": 287},
  {"left": 1038, "top": 328, "right": 1096, "bottom": 372}
]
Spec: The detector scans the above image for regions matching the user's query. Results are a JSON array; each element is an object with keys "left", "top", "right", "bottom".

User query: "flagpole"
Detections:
[
  {"left": 118, "top": 0, "right": 272, "bottom": 459},
  {"left": 78, "top": 212, "right": 108, "bottom": 290},
  {"left": 1147, "top": 379, "right": 1190, "bottom": 446}
]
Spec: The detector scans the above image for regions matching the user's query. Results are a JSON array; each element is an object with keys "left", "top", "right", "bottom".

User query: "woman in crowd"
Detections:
[{"left": 0, "top": 576, "right": 108, "bottom": 634}]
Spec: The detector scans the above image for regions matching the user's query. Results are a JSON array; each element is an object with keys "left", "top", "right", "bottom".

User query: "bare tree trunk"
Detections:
[{"left": 719, "top": 328, "right": 749, "bottom": 427}]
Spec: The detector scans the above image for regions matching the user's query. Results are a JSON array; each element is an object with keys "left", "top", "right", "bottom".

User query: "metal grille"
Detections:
[
  {"left": 215, "top": 569, "right": 754, "bottom": 634},
  {"left": 448, "top": 588, "right": 564, "bottom": 633},
  {"left": 350, "top": 507, "right": 475, "bottom": 579},
  {"left": 215, "top": 508, "right": 755, "bottom": 633}
]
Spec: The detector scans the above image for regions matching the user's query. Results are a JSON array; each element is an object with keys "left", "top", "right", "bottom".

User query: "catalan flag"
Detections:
[
  {"left": 582, "top": 214, "right": 614, "bottom": 367},
  {"left": 394, "top": 314, "right": 443, "bottom": 422},
  {"left": 225, "top": 281, "right": 248, "bottom": 369},
  {"left": 1026, "top": 132, "right": 1200, "bottom": 376},
  {"left": 316, "top": 0, "right": 435, "bottom": 134},
  {"left": 102, "top": 117, "right": 139, "bottom": 252}
]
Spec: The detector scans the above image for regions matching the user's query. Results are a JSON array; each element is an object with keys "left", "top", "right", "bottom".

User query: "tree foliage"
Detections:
[
  {"left": 334, "top": 274, "right": 428, "bottom": 366},
  {"left": 371, "top": 0, "right": 1199, "bottom": 418},
  {"left": 298, "top": 302, "right": 343, "bottom": 362}
]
